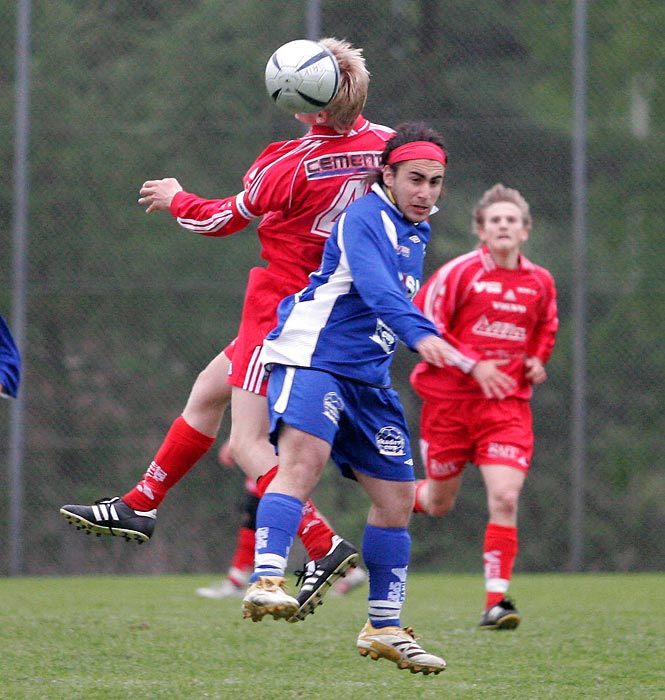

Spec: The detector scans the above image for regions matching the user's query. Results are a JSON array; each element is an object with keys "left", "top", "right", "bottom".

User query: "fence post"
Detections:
[
  {"left": 9, "top": 0, "right": 32, "bottom": 577},
  {"left": 569, "top": 0, "right": 588, "bottom": 572}
]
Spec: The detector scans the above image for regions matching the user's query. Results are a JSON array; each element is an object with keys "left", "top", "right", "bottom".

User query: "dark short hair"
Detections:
[
  {"left": 367, "top": 121, "right": 447, "bottom": 186},
  {"left": 383, "top": 122, "right": 445, "bottom": 163}
]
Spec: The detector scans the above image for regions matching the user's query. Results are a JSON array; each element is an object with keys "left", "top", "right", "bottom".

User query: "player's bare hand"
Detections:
[
  {"left": 415, "top": 335, "right": 457, "bottom": 369},
  {"left": 471, "top": 359, "right": 517, "bottom": 399},
  {"left": 524, "top": 356, "right": 547, "bottom": 385},
  {"left": 138, "top": 178, "right": 183, "bottom": 214}
]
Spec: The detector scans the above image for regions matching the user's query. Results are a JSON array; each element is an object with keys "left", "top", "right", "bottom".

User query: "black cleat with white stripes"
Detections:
[
  {"left": 59, "top": 496, "right": 156, "bottom": 543},
  {"left": 290, "top": 535, "right": 360, "bottom": 621},
  {"left": 478, "top": 597, "right": 521, "bottom": 630}
]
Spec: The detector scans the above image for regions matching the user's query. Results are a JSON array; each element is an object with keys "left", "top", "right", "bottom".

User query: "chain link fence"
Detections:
[{"left": 1, "top": 1, "right": 663, "bottom": 576}]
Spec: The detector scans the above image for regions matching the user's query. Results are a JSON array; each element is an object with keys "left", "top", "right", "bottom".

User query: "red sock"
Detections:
[
  {"left": 254, "top": 464, "right": 334, "bottom": 560},
  {"left": 413, "top": 479, "right": 428, "bottom": 513},
  {"left": 297, "top": 499, "right": 335, "bottom": 560},
  {"left": 230, "top": 526, "right": 255, "bottom": 574},
  {"left": 255, "top": 465, "right": 279, "bottom": 497},
  {"left": 483, "top": 522, "right": 518, "bottom": 609},
  {"left": 123, "top": 416, "right": 215, "bottom": 511}
]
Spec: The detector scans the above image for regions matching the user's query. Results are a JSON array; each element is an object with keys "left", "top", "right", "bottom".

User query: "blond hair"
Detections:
[
  {"left": 319, "top": 37, "right": 369, "bottom": 129},
  {"left": 472, "top": 183, "right": 532, "bottom": 234}
]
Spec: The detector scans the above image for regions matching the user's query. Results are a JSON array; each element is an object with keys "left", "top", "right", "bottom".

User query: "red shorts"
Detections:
[
  {"left": 227, "top": 267, "right": 305, "bottom": 396},
  {"left": 419, "top": 396, "right": 533, "bottom": 480}
]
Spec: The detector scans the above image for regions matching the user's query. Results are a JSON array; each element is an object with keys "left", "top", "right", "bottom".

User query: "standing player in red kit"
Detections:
[
  {"left": 410, "top": 184, "right": 558, "bottom": 629},
  {"left": 60, "top": 38, "right": 392, "bottom": 619}
]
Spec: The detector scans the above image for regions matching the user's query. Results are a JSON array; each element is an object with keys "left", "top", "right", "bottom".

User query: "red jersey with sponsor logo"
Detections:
[
  {"left": 410, "top": 245, "right": 558, "bottom": 400},
  {"left": 170, "top": 115, "right": 395, "bottom": 287}
]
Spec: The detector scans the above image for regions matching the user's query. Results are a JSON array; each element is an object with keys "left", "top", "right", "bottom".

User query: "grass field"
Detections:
[{"left": 1, "top": 572, "right": 663, "bottom": 699}]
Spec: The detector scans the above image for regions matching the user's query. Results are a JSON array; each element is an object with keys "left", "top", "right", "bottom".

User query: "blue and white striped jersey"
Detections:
[{"left": 260, "top": 184, "right": 440, "bottom": 387}]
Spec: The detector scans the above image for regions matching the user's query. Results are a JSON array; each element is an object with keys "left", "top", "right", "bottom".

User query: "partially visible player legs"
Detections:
[
  {"left": 59, "top": 350, "right": 336, "bottom": 550},
  {"left": 412, "top": 474, "right": 462, "bottom": 517},
  {"left": 477, "top": 464, "right": 524, "bottom": 630},
  {"left": 242, "top": 425, "right": 343, "bottom": 622},
  {"left": 230, "top": 386, "right": 349, "bottom": 562},
  {"left": 252, "top": 463, "right": 361, "bottom": 619},
  {"left": 243, "top": 428, "right": 445, "bottom": 674},
  {"left": 61, "top": 356, "right": 360, "bottom": 618},
  {"left": 231, "top": 387, "right": 360, "bottom": 618},
  {"left": 197, "top": 484, "right": 365, "bottom": 602},
  {"left": 196, "top": 487, "right": 259, "bottom": 599},
  {"left": 122, "top": 351, "right": 233, "bottom": 510},
  {"left": 194, "top": 458, "right": 365, "bottom": 602},
  {"left": 241, "top": 492, "right": 303, "bottom": 622},
  {"left": 196, "top": 441, "right": 258, "bottom": 598},
  {"left": 228, "top": 387, "right": 278, "bottom": 483},
  {"left": 59, "top": 350, "right": 233, "bottom": 542},
  {"left": 354, "top": 473, "right": 446, "bottom": 675},
  {"left": 413, "top": 468, "right": 523, "bottom": 630}
]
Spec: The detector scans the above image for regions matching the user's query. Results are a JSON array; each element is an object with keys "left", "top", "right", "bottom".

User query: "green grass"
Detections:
[{"left": 1, "top": 573, "right": 663, "bottom": 699}]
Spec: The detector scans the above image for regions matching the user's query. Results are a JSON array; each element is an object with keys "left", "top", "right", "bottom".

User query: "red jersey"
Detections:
[
  {"left": 170, "top": 115, "right": 395, "bottom": 288},
  {"left": 169, "top": 115, "right": 395, "bottom": 394},
  {"left": 410, "top": 245, "right": 558, "bottom": 401}
]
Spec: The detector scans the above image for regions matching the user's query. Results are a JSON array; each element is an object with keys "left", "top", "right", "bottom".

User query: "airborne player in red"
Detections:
[
  {"left": 61, "top": 38, "right": 392, "bottom": 620},
  {"left": 410, "top": 183, "right": 558, "bottom": 630}
]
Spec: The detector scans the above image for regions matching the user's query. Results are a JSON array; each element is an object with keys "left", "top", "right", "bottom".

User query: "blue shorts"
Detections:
[{"left": 266, "top": 365, "right": 415, "bottom": 482}]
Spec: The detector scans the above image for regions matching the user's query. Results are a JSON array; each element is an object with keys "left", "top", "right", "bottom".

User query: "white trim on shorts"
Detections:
[
  {"left": 273, "top": 366, "right": 296, "bottom": 414},
  {"left": 242, "top": 345, "right": 266, "bottom": 394}
]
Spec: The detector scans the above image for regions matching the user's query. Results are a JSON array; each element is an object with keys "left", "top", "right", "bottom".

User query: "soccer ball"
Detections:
[{"left": 265, "top": 39, "right": 340, "bottom": 114}]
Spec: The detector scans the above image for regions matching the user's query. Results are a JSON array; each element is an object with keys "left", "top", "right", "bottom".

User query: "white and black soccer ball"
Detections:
[{"left": 265, "top": 39, "right": 341, "bottom": 114}]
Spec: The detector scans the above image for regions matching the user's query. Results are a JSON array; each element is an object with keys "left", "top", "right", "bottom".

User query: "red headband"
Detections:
[{"left": 386, "top": 141, "right": 448, "bottom": 166}]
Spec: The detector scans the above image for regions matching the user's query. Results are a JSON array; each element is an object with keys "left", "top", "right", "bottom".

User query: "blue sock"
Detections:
[
  {"left": 250, "top": 492, "right": 303, "bottom": 582},
  {"left": 362, "top": 524, "right": 410, "bottom": 628}
]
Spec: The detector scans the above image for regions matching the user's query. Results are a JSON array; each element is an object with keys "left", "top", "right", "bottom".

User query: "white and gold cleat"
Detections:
[
  {"left": 357, "top": 620, "right": 446, "bottom": 675},
  {"left": 242, "top": 576, "right": 299, "bottom": 622}
]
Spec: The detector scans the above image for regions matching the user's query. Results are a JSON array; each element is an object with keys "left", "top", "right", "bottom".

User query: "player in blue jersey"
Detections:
[
  {"left": 241, "top": 123, "right": 455, "bottom": 675},
  {"left": 0, "top": 315, "right": 21, "bottom": 400}
]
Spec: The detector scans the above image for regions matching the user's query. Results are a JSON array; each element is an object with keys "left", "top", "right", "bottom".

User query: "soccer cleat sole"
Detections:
[
  {"left": 242, "top": 600, "right": 299, "bottom": 622},
  {"left": 479, "top": 612, "right": 521, "bottom": 630},
  {"left": 59, "top": 508, "right": 150, "bottom": 543},
  {"left": 357, "top": 646, "right": 445, "bottom": 675},
  {"left": 288, "top": 550, "right": 360, "bottom": 622}
]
